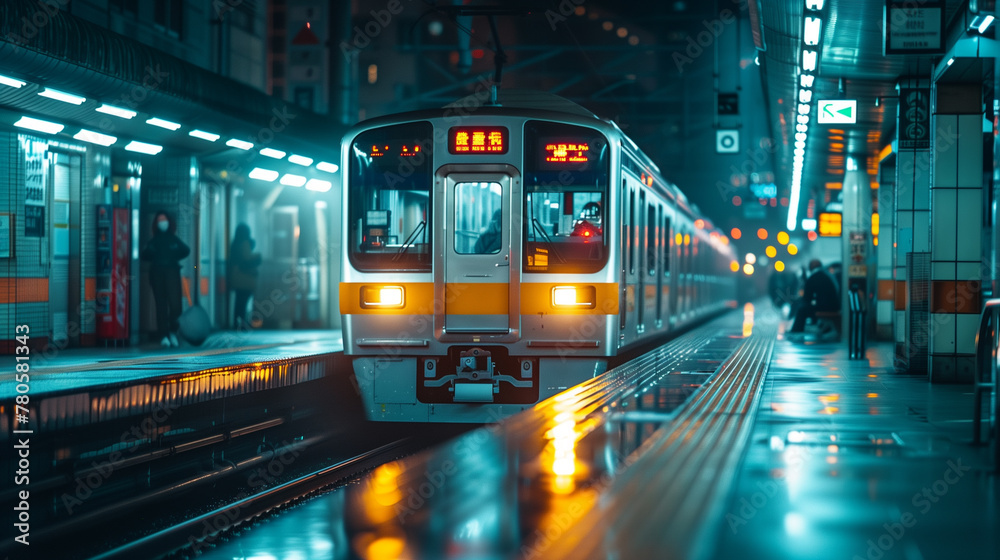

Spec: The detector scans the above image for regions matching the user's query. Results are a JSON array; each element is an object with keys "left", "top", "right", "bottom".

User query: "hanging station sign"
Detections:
[{"left": 884, "top": 1, "right": 945, "bottom": 55}]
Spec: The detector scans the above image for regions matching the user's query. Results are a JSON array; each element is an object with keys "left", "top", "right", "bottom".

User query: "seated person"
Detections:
[
  {"left": 473, "top": 209, "right": 503, "bottom": 253},
  {"left": 571, "top": 201, "right": 603, "bottom": 238},
  {"left": 789, "top": 259, "right": 839, "bottom": 333}
]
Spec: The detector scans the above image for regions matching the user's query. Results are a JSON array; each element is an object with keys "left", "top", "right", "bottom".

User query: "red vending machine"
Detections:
[{"left": 96, "top": 205, "right": 130, "bottom": 340}]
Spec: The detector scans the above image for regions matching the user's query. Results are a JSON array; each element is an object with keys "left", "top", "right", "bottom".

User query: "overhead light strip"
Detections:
[
  {"left": 38, "top": 87, "right": 86, "bottom": 105},
  {"left": 96, "top": 104, "right": 136, "bottom": 119},
  {"left": 789, "top": 0, "right": 824, "bottom": 232},
  {"left": 14, "top": 116, "right": 64, "bottom": 134}
]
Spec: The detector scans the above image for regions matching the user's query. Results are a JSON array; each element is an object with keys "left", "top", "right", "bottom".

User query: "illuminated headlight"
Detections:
[
  {"left": 361, "top": 286, "right": 404, "bottom": 308},
  {"left": 551, "top": 286, "right": 596, "bottom": 309}
]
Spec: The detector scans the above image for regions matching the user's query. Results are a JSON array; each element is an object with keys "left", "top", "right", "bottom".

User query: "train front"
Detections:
[{"left": 340, "top": 114, "right": 616, "bottom": 422}]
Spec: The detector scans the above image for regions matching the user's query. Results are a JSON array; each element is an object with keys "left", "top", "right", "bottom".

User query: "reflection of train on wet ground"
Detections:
[{"left": 340, "top": 91, "right": 737, "bottom": 422}]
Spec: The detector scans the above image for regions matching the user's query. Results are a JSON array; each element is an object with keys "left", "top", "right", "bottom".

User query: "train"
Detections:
[{"left": 339, "top": 90, "right": 738, "bottom": 422}]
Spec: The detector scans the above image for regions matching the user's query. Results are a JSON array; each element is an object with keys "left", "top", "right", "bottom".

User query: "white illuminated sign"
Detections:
[{"left": 817, "top": 100, "right": 857, "bottom": 124}]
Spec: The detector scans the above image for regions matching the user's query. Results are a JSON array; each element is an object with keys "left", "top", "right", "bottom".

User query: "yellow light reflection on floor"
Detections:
[
  {"left": 743, "top": 302, "right": 755, "bottom": 337},
  {"left": 365, "top": 536, "right": 406, "bottom": 560},
  {"left": 867, "top": 393, "right": 879, "bottom": 398}
]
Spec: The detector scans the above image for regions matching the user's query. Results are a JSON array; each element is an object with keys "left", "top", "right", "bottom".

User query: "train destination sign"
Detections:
[
  {"left": 543, "top": 141, "right": 590, "bottom": 163},
  {"left": 449, "top": 126, "right": 508, "bottom": 154}
]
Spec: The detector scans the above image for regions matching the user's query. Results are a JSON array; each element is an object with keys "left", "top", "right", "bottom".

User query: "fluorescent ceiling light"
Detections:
[
  {"left": 946, "top": 58, "right": 955, "bottom": 66},
  {"left": 288, "top": 154, "right": 314, "bottom": 166},
  {"left": 804, "top": 17, "right": 822, "bottom": 46},
  {"left": 795, "top": 140, "right": 806, "bottom": 149},
  {"left": 800, "top": 74, "right": 815, "bottom": 88},
  {"left": 316, "top": 161, "right": 340, "bottom": 173},
  {"left": 280, "top": 174, "right": 306, "bottom": 187},
  {"left": 0, "top": 74, "right": 25, "bottom": 88},
  {"left": 73, "top": 129, "right": 117, "bottom": 146},
  {"left": 799, "top": 89, "right": 812, "bottom": 103},
  {"left": 796, "top": 124, "right": 808, "bottom": 133},
  {"left": 249, "top": 167, "right": 279, "bottom": 181},
  {"left": 189, "top": 130, "right": 220, "bottom": 142},
  {"left": 226, "top": 138, "right": 253, "bottom": 150},
  {"left": 976, "top": 15, "right": 995, "bottom": 34},
  {"left": 795, "top": 132, "right": 807, "bottom": 142},
  {"left": 14, "top": 116, "right": 64, "bottom": 134},
  {"left": 306, "top": 178, "right": 332, "bottom": 192},
  {"left": 802, "top": 50, "right": 817, "bottom": 71},
  {"left": 798, "top": 103, "right": 811, "bottom": 115},
  {"left": 96, "top": 104, "right": 136, "bottom": 119},
  {"left": 797, "top": 114, "right": 810, "bottom": 124},
  {"left": 260, "top": 148, "right": 286, "bottom": 159},
  {"left": 38, "top": 87, "right": 86, "bottom": 105},
  {"left": 146, "top": 117, "right": 181, "bottom": 131},
  {"left": 806, "top": 0, "right": 824, "bottom": 9},
  {"left": 124, "top": 141, "right": 163, "bottom": 155}
]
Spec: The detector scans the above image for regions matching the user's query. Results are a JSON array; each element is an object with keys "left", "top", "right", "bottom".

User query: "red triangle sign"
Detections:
[{"left": 292, "top": 23, "right": 320, "bottom": 45}]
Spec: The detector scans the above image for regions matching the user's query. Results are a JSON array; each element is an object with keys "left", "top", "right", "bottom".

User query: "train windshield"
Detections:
[
  {"left": 523, "top": 121, "right": 610, "bottom": 273},
  {"left": 347, "top": 122, "right": 433, "bottom": 271}
]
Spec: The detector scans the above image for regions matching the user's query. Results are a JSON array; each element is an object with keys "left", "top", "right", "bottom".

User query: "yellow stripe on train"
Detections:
[{"left": 340, "top": 282, "right": 619, "bottom": 315}]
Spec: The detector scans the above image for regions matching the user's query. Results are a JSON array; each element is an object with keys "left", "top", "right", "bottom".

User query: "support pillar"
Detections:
[
  {"left": 875, "top": 150, "right": 896, "bottom": 339},
  {"left": 928, "top": 83, "right": 984, "bottom": 383},
  {"left": 895, "top": 81, "right": 932, "bottom": 373}
]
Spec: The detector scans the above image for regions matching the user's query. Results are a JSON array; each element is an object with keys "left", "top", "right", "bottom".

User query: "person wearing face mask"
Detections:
[{"left": 141, "top": 211, "right": 190, "bottom": 347}]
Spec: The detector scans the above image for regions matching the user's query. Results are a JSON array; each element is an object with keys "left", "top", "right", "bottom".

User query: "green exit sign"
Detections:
[{"left": 817, "top": 100, "right": 857, "bottom": 124}]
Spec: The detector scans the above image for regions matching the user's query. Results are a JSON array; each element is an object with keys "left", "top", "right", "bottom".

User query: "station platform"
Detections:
[
  {"left": 0, "top": 329, "right": 344, "bottom": 430},
  {"left": 189, "top": 306, "right": 998, "bottom": 560}
]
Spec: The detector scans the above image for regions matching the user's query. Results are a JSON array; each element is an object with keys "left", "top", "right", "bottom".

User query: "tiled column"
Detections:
[
  {"left": 929, "top": 84, "right": 984, "bottom": 383},
  {"left": 875, "top": 155, "right": 895, "bottom": 339},
  {"left": 895, "top": 85, "right": 932, "bottom": 373}
]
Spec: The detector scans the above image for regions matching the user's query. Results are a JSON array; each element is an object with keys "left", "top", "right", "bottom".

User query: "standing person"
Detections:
[
  {"left": 141, "top": 211, "right": 189, "bottom": 347},
  {"left": 229, "top": 223, "right": 262, "bottom": 329}
]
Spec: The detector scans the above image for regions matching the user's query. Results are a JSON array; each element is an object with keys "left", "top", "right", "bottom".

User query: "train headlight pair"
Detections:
[
  {"left": 551, "top": 285, "right": 596, "bottom": 309},
  {"left": 361, "top": 285, "right": 405, "bottom": 308}
]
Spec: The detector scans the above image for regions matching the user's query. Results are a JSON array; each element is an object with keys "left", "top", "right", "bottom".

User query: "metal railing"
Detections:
[
  {"left": 848, "top": 289, "right": 867, "bottom": 359},
  {"left": 973, "top": 298, "right": 1000, "bottom": 466}
]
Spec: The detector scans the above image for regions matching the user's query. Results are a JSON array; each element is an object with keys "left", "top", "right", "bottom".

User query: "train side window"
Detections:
[
  {"left": 646, "top": 203, "right": 656, "bottom": 277},
  {"left": 663, "top": 215, "right": 670, "bottom": 274},
  {"left": 455, "top": 182, "right": 503, "bottom": 254},
  {"left": 628, "top": 187, "right": 635, "bottom": 275}
]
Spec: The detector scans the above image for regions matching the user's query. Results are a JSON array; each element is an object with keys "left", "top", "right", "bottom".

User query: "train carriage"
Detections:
[{"left": 340, "top": 91, "right": 737, "bottom": 422}]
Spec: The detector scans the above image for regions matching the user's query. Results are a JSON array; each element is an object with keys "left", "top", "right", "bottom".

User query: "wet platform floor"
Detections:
[
  {"left": 190, "top": 309, "right": 998, "bottom": 560},
  {"left": 710, "top": 332, "right": 998, "bottom": 560}
]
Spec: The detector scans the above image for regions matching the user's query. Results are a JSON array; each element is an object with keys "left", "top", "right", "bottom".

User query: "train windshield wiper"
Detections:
[
  {"left": 530, "top": 218, "right": 566, "bottom": 263},
  {"left": 393, "top": 220, "right": 426, "bottom": 261}
]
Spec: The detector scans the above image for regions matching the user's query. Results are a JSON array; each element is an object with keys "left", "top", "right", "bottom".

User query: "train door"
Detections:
[{"left": 441, "top": 171, "right": 515, "bottom": 334}]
